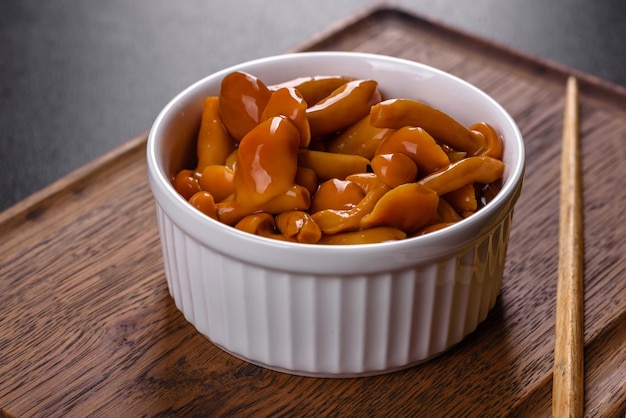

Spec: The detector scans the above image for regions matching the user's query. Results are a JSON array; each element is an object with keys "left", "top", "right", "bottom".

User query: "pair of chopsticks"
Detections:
[{"left": 552, "top": 76, "right": 584, "bottom": 417}]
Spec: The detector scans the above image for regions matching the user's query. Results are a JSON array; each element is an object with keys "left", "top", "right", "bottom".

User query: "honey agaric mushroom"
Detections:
[
  {"left": 360, "top": 182, "right": 439, "bottom": 233},
  {"left": 234, "top": 116, "right": 301, "bottom": 207},
  {"left": 375, "top": 126, "right": 450, "bottom": 175},
  {"left": 269, "top": 75, "right": 352, "bottom": 106},
  {"left": 311, "top": 181, "right": 390, "bottom": 235},
  {"left": 370, "top": 153, "right": 418, "bottom": 188},
  {"left": 199, "top": 165, "right": 235, "bottom": 203},
  {"left": 326, "top": 114, "right": 394, "bottom": 159},
  {"left": 235, "top": 213, "right": 283, "bottom": 240},
  {"left": 276, "top": 210, "right": 322, "bottom": 243},
  {"left": 310, "top": 178, "right": 365, "bottom": 213},
  {"left": 196, "top": 97, "right": 237, "bottom": 172},
  {"left": 261, "top": 87, "right": 311, "bottom": 148},
  {"left": 317, "top": 227, "right": 406, "bottom": 245},
  {"left": 418, "top": 156, "right": 504, "bottom": 196},
  {"left": 217, "top": 184, "right": 310, "bottom": 226},
  {"left": 306, "top": 79, "right": 380, "bottom": 137},
  {"left": 219, "top": 71, "right": 272, "bottom": 141},
  {"left": 370, "top": 99, "right": 485, "bottom": 156}
]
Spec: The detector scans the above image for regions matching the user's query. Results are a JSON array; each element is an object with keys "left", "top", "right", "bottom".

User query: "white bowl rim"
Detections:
[{"left": 147, "top": 51, "right": 525, "bottom": 274}]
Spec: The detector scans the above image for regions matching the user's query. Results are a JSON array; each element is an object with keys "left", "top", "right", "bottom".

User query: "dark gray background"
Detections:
[{"left": 1, "top": 0, "right": 625, "bottom": 212}]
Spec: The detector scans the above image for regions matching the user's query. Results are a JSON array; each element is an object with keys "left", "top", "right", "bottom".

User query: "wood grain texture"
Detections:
[
  {"left": 553, "top": 76, "right": 584, "bottom": 417},
  {"left": 1, "top": 6, "right": 625, "bottom": 417}
]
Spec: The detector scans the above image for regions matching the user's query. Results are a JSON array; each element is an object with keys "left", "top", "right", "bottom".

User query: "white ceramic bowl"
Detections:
[{"left": 147, "top": 52, "right": 525, "bottom": 377}]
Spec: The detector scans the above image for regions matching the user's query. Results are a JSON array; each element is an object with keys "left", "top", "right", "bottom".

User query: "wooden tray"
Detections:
[{"left": 1, "top": 6, "right": 625, "bottom": 417}]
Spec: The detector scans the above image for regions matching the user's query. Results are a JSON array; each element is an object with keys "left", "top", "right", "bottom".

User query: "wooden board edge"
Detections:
[
  {"left": 0, "top": 131, "right": 149, "bottom": 230},
  {"left": 0, "top": 408, "right": 17, "bottom": 418},
  {"left": 291, "top": 2, "right": 626, "bottom": 105},
  {"left": 285, "top": 2, "right": 387, "bottom": 53}
]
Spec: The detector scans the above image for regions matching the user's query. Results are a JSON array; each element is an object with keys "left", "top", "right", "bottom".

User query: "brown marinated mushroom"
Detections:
[
  {"left": 276, "top": 210, "right": 322, "bottom": 243},
  {"left": 261, "top": 87, "right": 311, "bottom": 148},
  {"left": 370, "top": 153, "right": 418, "bottom": 188},
  {"left": 370, "top": 99, "right": 484, "bottom": 156},
  {"left": 418, "top": 156, "right": 504, "bottom": 196},
  {"left": 326, "top": 115, "right": 394, "bottom": 159},
  {"left": 196, "top": 96, "right": 237, "bottom": 172},
  {"left": 360, "top": 182, "right": 439, "bottom": 234},
  {"left": 188, "top": 191, "right": 218, "bottom": 220},
  {"left": 310, "top": 178, "right": 365, "bottom": 213},
  {"left": 375, "top": 126, "right": 450, "bottom": 175},
  {"left": 199, "top": 165, "right": 235, "bottom": 203},
  {"left": 269, "top": 75, "right": 353, "bottom": 106},
  {"left": 307, "top": 79, "right": 380, "bottom": 137},
  {"left": 235, "top": 213, "right": 284, "bottom": 241},
  {"left": 219, "top": 71, "right": 272, "bottom": 141},
  {"left": 234, "top": 116, "right": 300, "bottom": 207},
  {"left": 318, "top": 227, "right": 407, "bottom": 245}
]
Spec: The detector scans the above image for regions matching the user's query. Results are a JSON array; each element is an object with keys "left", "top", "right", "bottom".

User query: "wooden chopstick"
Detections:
[{"left": 552, "top": 76, "right": 584, "bottom": 417}]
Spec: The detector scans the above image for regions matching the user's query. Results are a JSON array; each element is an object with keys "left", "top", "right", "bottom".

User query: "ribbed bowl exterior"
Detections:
[
  {"left": 147, "top": 52, "right": 526, "bottom": 377},
  {"left": 156, "top": 204, "right": 513, "bottom": 377}
]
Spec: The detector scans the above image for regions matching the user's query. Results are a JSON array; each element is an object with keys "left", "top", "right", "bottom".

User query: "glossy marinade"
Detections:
[{"left": 171, "top": 72, "right": 504, "bottom": 245}]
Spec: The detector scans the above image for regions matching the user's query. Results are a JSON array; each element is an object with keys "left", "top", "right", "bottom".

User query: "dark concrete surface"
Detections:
[{"left": 1, "top": 0, "right": 625, "bottom": 211}]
